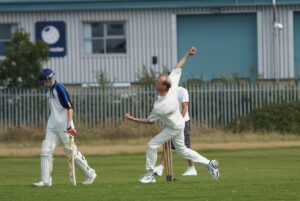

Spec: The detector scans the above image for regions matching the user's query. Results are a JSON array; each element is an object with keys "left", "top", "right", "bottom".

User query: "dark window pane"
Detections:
[
  {"left": 0, "top": 42, "right": 10, "bottom": 56},
  {"left": 0, "top": 42, "right": 5, "bottom": 55},
  {"left": 106, "top": 39, "right": 126, "bottom": 53},
  {"left": 107, "top": 23, "right": 124, "bottom": 36},
  {"left": 0, "top": 25, "right": 12, "bottom": 39},
  {"left": 92, "top": 39, "right": 104, "bottom": 53},
  {"left": 91, "top": 23, "right": 103, "bottom": 37}
]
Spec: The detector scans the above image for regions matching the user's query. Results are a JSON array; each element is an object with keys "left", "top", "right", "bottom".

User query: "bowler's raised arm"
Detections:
[{"left": 175, "top": 47, "right": 197, "bottom": 69}]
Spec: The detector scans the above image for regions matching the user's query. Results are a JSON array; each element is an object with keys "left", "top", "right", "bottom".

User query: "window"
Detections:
[
  {"left": 0, "top": 24, "right": 17, "bottom": 56},
  {"left": 83, "top": 22, "right": 126, "bottom": 54}
]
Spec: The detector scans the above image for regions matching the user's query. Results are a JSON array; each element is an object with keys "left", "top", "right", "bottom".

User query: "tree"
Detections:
[
  {"left": 95, "top": 69, "right": 111, "bottom": 90},
  {"left": 0, "top": 29, "right": 49, "bottom": 88}
]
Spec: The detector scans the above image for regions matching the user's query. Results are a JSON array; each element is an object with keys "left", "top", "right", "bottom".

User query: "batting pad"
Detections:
[
  {"left": 74, "top": 151, "right": 94, "bottom": 178},
  {"left": 40, "top": 140, "right": 55, "bottom": 183}
]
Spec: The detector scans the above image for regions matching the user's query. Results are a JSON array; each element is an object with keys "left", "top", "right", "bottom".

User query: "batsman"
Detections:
[
  {"left": 125, "top": 47, "right": 220, "bottom": 183},
  {"left": 33, "top": 68, "right": 97, "bottom": 187}
]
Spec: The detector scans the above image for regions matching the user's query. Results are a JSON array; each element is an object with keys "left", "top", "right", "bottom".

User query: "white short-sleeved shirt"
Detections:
[
  {"left": 178, "top": 86, "right": 190, "bottom": 122},
  {"left": 147, "top": 68, "right": 185, "bottom": 129},
  {"left": 46, "top": 82, "right": 73, "bottom": 131}
]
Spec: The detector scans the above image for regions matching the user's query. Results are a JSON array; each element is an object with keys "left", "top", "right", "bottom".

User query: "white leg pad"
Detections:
[
  {"left": 40, "top": 140, "right": 56, "bottom": 183},
  {"left": 74, "top": 151, "right": 94, "bottom": 178},
  {"left": 64, "top": 143, "right": 94, "bottom": 178}
]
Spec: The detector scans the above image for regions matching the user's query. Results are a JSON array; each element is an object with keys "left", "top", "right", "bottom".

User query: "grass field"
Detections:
[{"left": 0, "top": 147, "right": 299, "bottom": 201}]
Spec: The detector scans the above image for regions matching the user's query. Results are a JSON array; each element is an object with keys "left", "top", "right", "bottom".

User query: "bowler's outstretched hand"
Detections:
[
  {"left": 125, "top": 112, "right": 133, "bottom": 120},
  {"left": 189, "top": 47, "right": 197, "bottom": 56}
]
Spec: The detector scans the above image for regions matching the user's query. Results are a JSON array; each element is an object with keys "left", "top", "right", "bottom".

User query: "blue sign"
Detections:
[{"left": 35, "top": 21, "right": 66, "bottom": 57}]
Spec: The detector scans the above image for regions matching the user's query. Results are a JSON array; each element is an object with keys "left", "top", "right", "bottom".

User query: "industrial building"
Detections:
[{"left": 1, "top": 0, "right": 300, "bottom": 84}]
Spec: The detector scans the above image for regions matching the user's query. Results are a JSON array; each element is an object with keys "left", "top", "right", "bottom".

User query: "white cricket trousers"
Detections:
[{"left": 146, "top": 126, "right": 210, "bottom": 171}]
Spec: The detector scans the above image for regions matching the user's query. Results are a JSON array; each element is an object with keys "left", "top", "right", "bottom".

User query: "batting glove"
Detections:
[{"left": 67, "top": 127, "right": 77, "bottom": 138}]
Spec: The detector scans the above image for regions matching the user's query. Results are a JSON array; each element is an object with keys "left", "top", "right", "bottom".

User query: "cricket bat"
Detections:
[{"left": 68, "top": 135, "right": 76, "bottom": 186}]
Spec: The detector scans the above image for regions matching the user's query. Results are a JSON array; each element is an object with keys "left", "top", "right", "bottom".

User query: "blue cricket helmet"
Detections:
[{"left": 39, "top": 68, "right": 55, "bottom": 83}]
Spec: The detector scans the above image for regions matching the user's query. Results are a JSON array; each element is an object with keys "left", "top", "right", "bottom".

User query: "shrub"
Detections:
[{"left": 228, "top": 102, "right": 300, "bottom": 134}]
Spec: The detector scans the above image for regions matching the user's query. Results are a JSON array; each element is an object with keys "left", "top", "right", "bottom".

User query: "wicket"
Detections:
[{"left": 163, "top": 140, "right": 173, "bottom": 181}]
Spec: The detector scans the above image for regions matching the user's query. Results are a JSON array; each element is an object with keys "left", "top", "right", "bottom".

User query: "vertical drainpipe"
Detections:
[{"left": 272, "top": 0, "right": 283, "bottom": 81}]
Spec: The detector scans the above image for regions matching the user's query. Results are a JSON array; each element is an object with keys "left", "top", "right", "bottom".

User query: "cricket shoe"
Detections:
[
  {"left": 82, "top": 170, "right": 97, "bottom": 185},
  {"left": 207, "top": 160, "right": 220, "bottom": 180},
  {"left": 138, "top": 175, "right": 156, "bottom": 184},
  {"left": 33, "top": 178, "right": 52, "bottom": 187},
  {"left": 182, "top": 166, "right": 197, "bottom": 176},
  {"left": 153, "top": 165, "right": 164, "bottom": 176}
]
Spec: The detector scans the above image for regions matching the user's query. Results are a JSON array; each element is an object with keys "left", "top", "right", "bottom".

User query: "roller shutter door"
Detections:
[{"left": 177, "top": 13, "right": 257, "bottom": 81}]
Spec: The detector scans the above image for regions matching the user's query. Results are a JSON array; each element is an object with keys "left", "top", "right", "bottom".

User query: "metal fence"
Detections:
[{"left": 1, "top": 83, "right": 300, "bottom": 130}]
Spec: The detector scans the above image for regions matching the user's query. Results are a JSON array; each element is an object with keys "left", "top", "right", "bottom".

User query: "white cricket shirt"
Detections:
[
  {"left": 177, "top": 86, "right": 190, "bottom": 122},
  {"left": 46, "top": 82, "right": 73, "bottom": 131},
  {"left": 147, "top": 68, "right": 185, "bottom": 129}
]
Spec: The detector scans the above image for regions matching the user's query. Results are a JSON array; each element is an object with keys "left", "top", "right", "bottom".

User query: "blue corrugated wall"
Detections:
[
  {"left": 294, "top": 12, "right": 300, "bottom": 78},
  {"left": 177, "top": 13, "right": 257, "bottom": 82}
]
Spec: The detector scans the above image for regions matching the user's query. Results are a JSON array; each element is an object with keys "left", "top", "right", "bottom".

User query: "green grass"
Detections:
[{"left": 0, "top": 148, "right": 299, "bottom": 201}]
